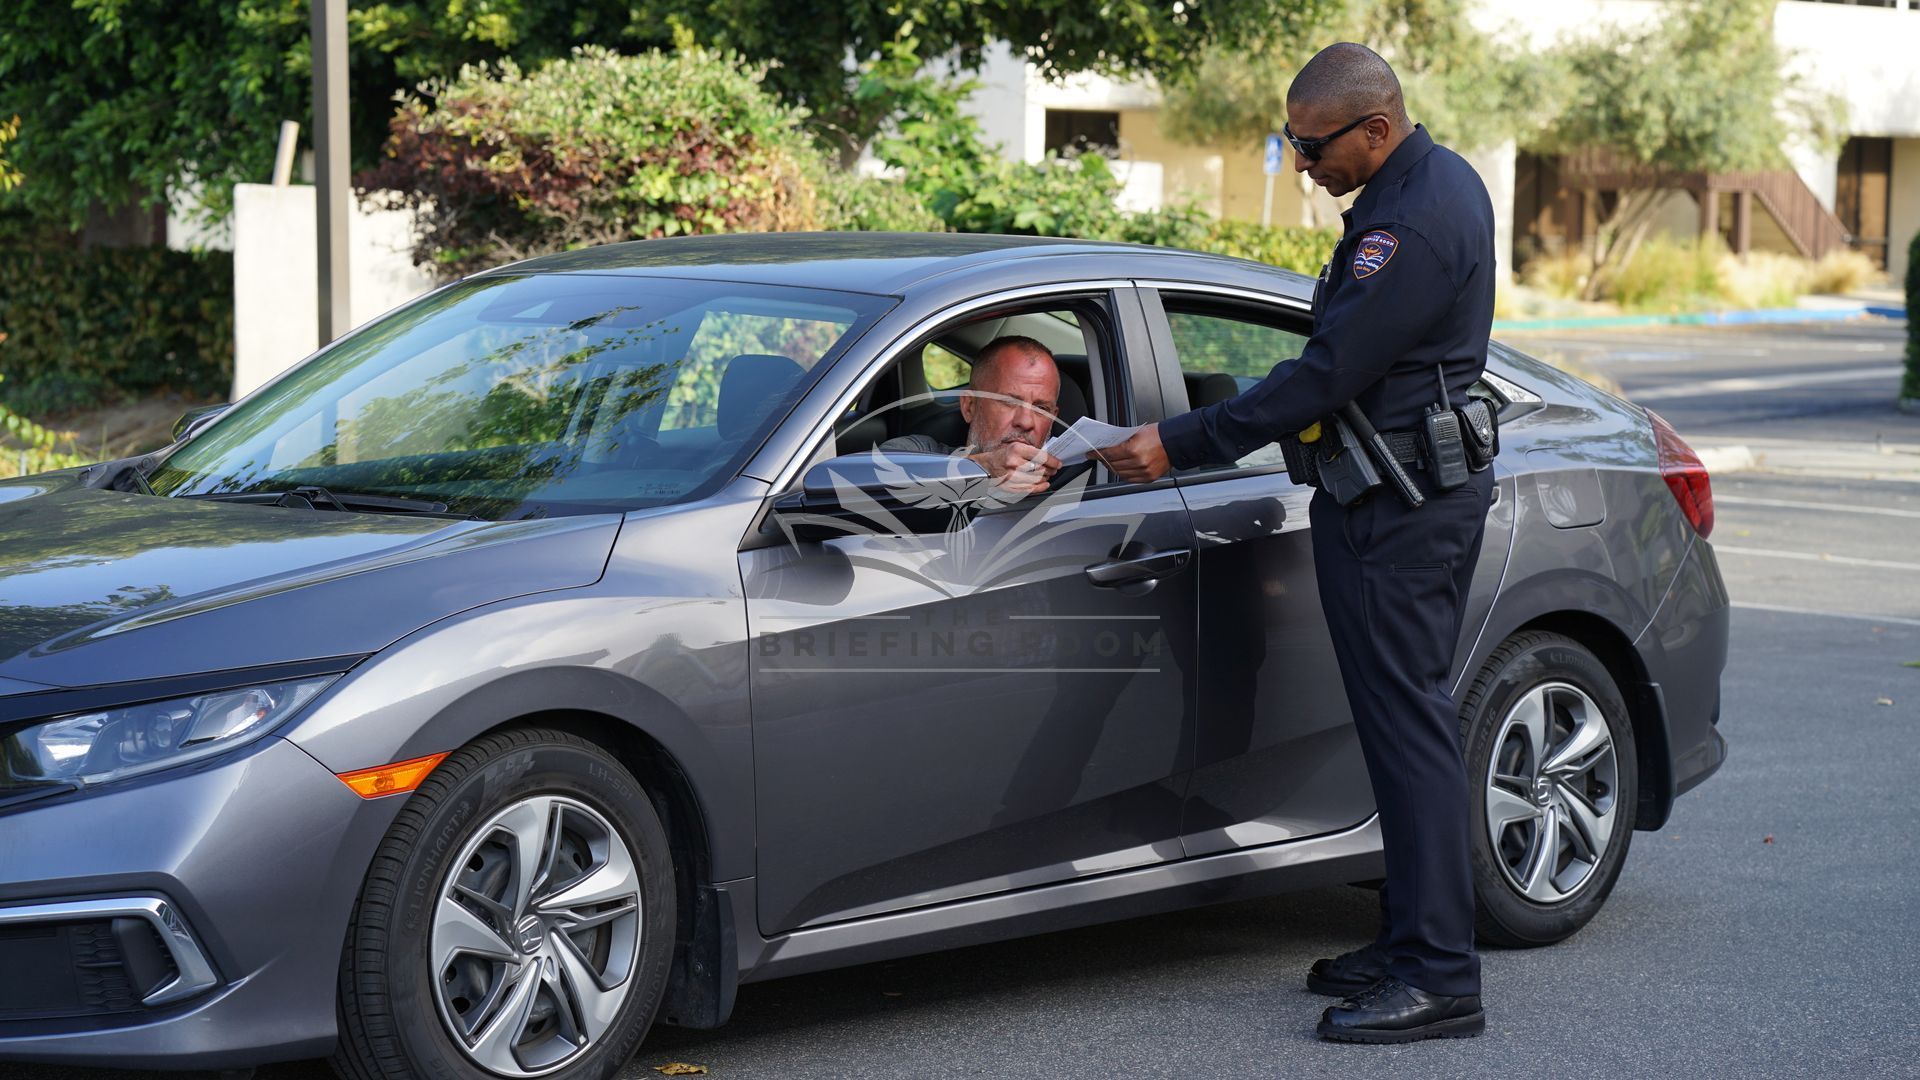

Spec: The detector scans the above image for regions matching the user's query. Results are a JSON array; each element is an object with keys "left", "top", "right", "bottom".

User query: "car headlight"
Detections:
[{"left": 0, "top": 677, "right": 337, "bottom": 791}]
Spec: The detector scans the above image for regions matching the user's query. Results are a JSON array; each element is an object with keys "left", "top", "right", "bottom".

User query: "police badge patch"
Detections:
[{"left": 1351, "top": 230, "right": 1399, "bottom": 279}]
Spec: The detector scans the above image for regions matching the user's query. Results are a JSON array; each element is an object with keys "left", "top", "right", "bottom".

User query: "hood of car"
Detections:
[{"left": 0, "top": 475, "right": 622, "bottom": 688}]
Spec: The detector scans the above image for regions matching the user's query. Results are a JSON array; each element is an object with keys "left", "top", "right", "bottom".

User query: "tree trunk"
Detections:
[
  {"left": 807, "top": 102, "right": 873, "bottom": 172},
  {"left": 831, "top": 129, "right": 866, "bottom": 172},
  {"left": 1580, "top": 188, "right": 1674, "bottom": 302}
]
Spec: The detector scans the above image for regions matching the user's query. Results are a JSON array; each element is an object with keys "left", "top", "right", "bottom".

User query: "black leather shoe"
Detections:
[
  {"left": 1306, "top": 943, "right": 1390, "bottom": 997},
  {"left": 1316, "top": 976, "right": 1485, "bottom": 1043}
]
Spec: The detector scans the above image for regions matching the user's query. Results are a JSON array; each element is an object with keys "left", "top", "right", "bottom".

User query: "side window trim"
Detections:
[
  {"left": 1133, "top": 288, "right": 1192, "bottom": 421},
  {"left": 1140, "top": 285, "right": 1317, "bottom": 486},
  {"left": 764, "top": 287, "right": 1133, "bottom": 497},
  {"left": 748, "top": 281, "right": 1133, "bottom": 492}
]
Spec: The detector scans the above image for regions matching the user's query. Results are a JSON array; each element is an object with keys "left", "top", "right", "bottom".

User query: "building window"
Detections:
[{"left": 1044, "top": 110, "right": 1120, "bottom": 155}]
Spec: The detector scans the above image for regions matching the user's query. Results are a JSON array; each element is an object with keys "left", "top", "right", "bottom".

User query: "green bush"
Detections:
[
  {"left": 0, "top": 244, "right": 233, "bottom": 414},
  {"left": 361, "top": 45, "right": 858, "bottom": 279},
  {"left": 1606, "top": 236, "right": 1722, "bottom": 313},
  {"left": 1714, "top": 249, "right": 1805, "bottom": 310},
  {"left": 812, "top": 168, "right": 944, "bottom": 233},
  {"left": 362, "top": 48, "right": 1350, "bottom": 282},
  {"left": 872, "top": 71, "right": 1172, "bottom": 241},
  {"left": 1904, "top": 230, "right": 1919, "bottom": 402},
  {"left": 1522, "top": 234, "right": 1876, "bottom": 314},
  {"left": 0, "top": 375, "right": 86, "bottom": 477},
  {"left": 872, "top": 71, "right": 1339, "bottom": 270},
  {"left": 1197, "top": 220, "right": 1340, "bottom": 275}
]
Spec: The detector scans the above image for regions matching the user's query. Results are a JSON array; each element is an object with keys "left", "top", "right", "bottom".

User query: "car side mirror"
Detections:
[
  {"left": 173, "top": 403, "right": 229, "bottom": 442},
  {"left": 770, "top": 451, "right": 1002, "bottom": 542}
]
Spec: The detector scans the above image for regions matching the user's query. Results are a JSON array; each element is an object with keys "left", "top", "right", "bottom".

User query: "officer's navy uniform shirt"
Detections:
[{"left": 1159, "top": 125, "right": 1496, "bottom": 466}]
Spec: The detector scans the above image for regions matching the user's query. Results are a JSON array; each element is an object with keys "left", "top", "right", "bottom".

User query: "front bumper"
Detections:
[{"left": 0, "top": 736, "right": 402, "bottom": 1068}]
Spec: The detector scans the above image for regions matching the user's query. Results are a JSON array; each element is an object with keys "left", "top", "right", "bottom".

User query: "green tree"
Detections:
[
  {"left": 0, "top": 0, "right": 1334, "bottom": 225},
  {"left": 680, "top": 0, "right": 1339, "bottom": 164},
  {"left": 0, "top": 0, "right": 646, "bottom": 226},
  {"left": 1528, "top": 0, "right": 1843, "bottom": 300},
  {"left": 1158, "top": 0, "right": 1558, "bottom": 230},
  {"left": 1160, "top": 0, "right": 1559, "bottom": 158}
]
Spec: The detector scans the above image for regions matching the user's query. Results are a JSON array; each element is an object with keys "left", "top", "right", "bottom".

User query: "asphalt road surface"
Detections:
[
  {"left": 1509, "top": 318, "right": 1917, "bottom": 447},
  {"left": 27, "top": 319, "right": 1920, "bottom": 1079}
]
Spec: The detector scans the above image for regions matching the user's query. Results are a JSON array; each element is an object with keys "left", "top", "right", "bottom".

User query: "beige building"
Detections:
[{"left": 963, "top": 0, "right": 1920, "bottom": 283}]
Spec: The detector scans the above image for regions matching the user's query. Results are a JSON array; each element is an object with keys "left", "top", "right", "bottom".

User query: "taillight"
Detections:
[{"left": 1649, "top": 410, "right": 1713, "bottom": 538}]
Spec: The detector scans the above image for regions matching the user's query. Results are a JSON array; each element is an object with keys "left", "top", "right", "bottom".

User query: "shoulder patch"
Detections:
[{"left": 1351, "top": 230, "right": 1399, "bottom": 279}]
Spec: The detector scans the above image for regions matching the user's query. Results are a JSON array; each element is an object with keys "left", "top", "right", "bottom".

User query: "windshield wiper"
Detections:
[
  {"left": 77, "top": 452, "right": 161, "bottom": 495},
  {"left": 182, "top": 485, "right": 475, "bottom": 518}
]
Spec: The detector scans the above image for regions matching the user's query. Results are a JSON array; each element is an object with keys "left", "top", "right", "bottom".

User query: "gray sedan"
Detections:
[{"left": 0, "top": 233, "right": 1726, "bottom": 1078}]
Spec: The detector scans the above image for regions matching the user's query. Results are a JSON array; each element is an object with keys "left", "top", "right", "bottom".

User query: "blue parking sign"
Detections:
[{"left": 1264, "top": 133, "right": 1285, "bottom": 174}]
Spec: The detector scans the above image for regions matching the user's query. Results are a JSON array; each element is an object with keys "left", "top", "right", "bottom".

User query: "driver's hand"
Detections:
[
  {"left": 972, "top": 441, "right": 1061, "bottom": 494},
  {"left": 1104, "top": 423, "right": 1171, "bottom": 483}
]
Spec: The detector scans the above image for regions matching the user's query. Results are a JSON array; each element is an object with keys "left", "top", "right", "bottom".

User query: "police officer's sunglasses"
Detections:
[{"left": 1282, "top": 114, "right": 1383, "bottom": 162}]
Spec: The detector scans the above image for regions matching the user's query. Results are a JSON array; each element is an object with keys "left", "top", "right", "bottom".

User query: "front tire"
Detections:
[
  {"left": 332, "top": 728, "right": 676, "bottom": 1080},
  {"left": 1458, "top": 632, "right": 1636, "bottom": 948}
]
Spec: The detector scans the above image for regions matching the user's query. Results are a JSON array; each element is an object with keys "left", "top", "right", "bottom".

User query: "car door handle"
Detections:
[{"left": 1084, "top": 548, "right": 1192, "bottom": 587}]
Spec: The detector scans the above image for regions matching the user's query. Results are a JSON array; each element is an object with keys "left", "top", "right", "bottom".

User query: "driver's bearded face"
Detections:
[{"left": 962, "top": 352, "right": 1060, "bottom": 452}]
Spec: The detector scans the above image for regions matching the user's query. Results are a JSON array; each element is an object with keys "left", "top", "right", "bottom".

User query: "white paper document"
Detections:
[{"left": 1042, "top": 417, "right": 1140, "bottom": 466}]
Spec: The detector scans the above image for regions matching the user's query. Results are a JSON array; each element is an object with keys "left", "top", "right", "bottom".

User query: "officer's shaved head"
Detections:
[{"left": 1287, "top": 43, "right": 1410, "bottom": 132}]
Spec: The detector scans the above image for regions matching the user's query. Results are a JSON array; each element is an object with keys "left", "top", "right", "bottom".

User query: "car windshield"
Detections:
[{"left": 147, "top": 274, "right": 888, "bottom": 520}]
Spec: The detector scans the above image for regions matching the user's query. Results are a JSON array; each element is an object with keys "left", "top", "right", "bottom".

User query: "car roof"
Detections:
[{"left": 485, "top": 231, "right": 1298, "bottom": 296}]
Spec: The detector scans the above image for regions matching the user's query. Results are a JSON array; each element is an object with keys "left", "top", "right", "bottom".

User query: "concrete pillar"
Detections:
[
  {"left": 231, "top": 183, "right": 436, "bottom": 399},
  {"left": 1700, "top": 187, "right": 1719, "bottom": 244},
  {"left": 1462, "top": 140, "right": 1517, "bottom": 282},
  {"left": 1733, "top": 190, "right": 1753, "bottom": 255},
  {"left": 1890, "top": 138, "right": 1920, "bottom": 283},
  {"left": 312, "top": 0, "right": 351, "bottom": 347}
]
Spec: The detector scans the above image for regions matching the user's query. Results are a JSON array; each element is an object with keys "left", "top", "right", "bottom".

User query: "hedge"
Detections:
[
  {"left": 1904, "top": 229, "right": 1919, "bottom": 403},
  {"left": 0, "top": 245, "right": 233, "bottom": 414}
]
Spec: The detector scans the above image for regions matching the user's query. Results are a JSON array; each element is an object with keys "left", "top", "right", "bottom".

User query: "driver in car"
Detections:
[{"left": 881, "top": 335, "right": 1064, "bottom": 495}]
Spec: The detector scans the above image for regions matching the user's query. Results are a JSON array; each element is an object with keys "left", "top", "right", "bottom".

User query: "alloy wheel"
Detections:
[
  {"left": 1483, "top": 681, "right": 1620, "bottom": 904},
  {"left": 430, "top": 795, "right": 644, "bottom": 1077}
]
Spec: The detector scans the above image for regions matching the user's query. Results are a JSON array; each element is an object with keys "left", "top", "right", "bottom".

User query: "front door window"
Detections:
[{"left": 739, "top": 293, "right": 1201, "bottom": 934}]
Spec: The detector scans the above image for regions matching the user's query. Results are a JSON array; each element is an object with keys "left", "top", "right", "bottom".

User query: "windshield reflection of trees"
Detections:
[
  {"left": 152, "top": 278, "right": 859, "bottom": 520},
  {"left": 283, "top": 312, "right": 683, "bottom": 519}
]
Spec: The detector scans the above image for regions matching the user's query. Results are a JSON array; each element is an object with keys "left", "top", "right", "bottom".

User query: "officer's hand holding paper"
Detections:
[
  {"left": 1043, "top": 417, "right": 1143, "bottom": 468},
  {"left": 1104, "top": 422, "right": 1172, "bottom": 482}
]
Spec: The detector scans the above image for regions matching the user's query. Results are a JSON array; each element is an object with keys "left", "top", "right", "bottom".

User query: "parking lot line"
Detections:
[
  {"left": 1715, "top": 495, "right": 1920, "bottom": 520},
  {"left": 1630, "top": 365, "right": 1904, "bottom": 401},
  {"left": 1731, "top": 601, "right": 1920, "bottom": 628},
  {"left": 1713, "top": 545, "right": 1920, "bottom": 572}
]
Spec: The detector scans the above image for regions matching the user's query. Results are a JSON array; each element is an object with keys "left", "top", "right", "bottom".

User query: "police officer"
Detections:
[{"left": 1105, "top": 42, "right": 1497, "bottom": 1044}]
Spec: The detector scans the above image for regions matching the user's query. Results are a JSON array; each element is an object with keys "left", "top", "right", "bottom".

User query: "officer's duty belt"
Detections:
[{"left": 1378, "top": 429, "right": 1425, "bottom": 469}]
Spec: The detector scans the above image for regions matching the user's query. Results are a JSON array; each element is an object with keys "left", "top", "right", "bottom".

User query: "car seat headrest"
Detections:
[{"left": 718, "top": 354, "right": 806, "bottom": 439}]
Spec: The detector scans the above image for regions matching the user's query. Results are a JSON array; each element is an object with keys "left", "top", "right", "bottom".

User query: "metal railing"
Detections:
[{"left": 1553, "top": 149, "right": 1853, "bottom": 259}]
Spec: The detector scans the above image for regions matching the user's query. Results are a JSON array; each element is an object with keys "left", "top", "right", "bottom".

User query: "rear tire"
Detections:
[
  {"left": 332, "top": 728, "right": 675, "bottom": 1080},
  {"left": 1458, "top": 632, "right": 1636, "bottom": 948}
]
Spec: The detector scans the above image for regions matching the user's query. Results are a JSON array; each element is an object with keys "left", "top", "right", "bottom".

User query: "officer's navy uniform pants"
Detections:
[{"left": 1308, "top": 466, "right": 1494, "bottom": 998}]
